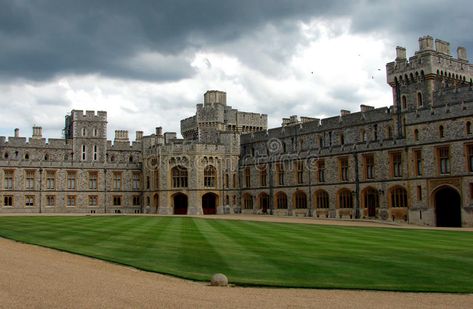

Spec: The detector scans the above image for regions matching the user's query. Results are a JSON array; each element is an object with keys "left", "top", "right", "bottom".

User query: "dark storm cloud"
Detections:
[
  {"left": 0, "top": 0, "right": 352, "bottom": 81},
  {"left": 1, "top": 0, "right": 472, "bottom": 82}
]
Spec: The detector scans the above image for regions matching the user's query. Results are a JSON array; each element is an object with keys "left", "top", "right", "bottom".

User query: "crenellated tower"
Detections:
[{"left": 386, "top": 35, "right": 473, "bottom": 137}]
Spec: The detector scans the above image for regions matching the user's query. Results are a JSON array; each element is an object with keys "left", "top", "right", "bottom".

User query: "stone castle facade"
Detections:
[{"left": 1, "top": 36, "right": 473, "bottom": 227}]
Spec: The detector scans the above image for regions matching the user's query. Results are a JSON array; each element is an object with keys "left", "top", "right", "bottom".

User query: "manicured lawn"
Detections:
[{"left": 0, "top": 216, "right": 472, "bottom": 292}]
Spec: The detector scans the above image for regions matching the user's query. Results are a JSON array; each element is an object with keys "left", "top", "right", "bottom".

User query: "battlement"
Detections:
[
  {"left": 204, "top": 90, "right": 226, "bottom": 106},
  {"left": 386, "top": 36, "right": 473, "bottom": 87},
  {"left": 71, "top": 110, "right": 107, "bottom": 121}
]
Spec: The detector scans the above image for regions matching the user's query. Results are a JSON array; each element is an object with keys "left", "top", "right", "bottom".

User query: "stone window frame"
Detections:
[
  {"left": 66, "top": 195, "right": 76, "bottom": 207},
  {"left": 465, "top": 144, "right": 473, "bottom": 173},
  {"left": 132, "top": 172, "right": 141, "bottom": 190},
  {"left": 4, "top": 170, "right": 14, "bottom": 190},
  {"left": 363, "top": 154, "right": 375, "bottom": 180},
  {"left": 317, "top": 160, "right": 325, "bottom": 183},
  {"left": 259, "top": 165, "right": 267, "bottom": 187},
  {"left": 295, "top": 160, "right": 304, "bottom": 185},
  {"left": 390, "top": 151, "right": 403, "bottom": 178},
  {"left": 339, "top": 157, "right": 349, "bottom": 182},
  {"left": 436, "top": 146, "right": 450, "bottom": 175},
  {"left": 46, "top": 170, "right": 56, "bottom": 190},
  {"left": 244, "top": 167, "right": 251, "bottom": 188},
  {"left": 338, "top": 189, "right": 353, "bottom": 209},
  {"left": 89, "top": 171, "right": 98, "bottom": 190},
  {"left": 389, "top": 186, "right": 408, "bottom": 208},
  {"left": 275, "top": 191, "right": 287, "bottom": 209},
  {"left": 204, "top": 165, "right": 217, "bottom": 188},
  {"left": 315, "top": 190, "right": 329, "bottom": 209},
  {"left": 3, "top": 195, "right": 13, "bottom": 207},
  {"left": 132, "top": 195, "right": 141, "bottom": 206},
  {"left": 67, "top": 171, "right": 77, "bottom": 190},
  {"left": 88, "top": 195, "right": 98, "bottom": 206},
  {"left": 171, "top": 166, "right": 188, "bottom": 188},
  {"left": 294, "top": 191, "right": 307, "bottom": 209},
  {"left": 25, "top": 195, "right": 35, "bottom": 207},
  {"left": 413, "top": 149, "right": 423, "bottom": 176},
  {"left": 46, "top": 195, "right": 55, "bottom": 207},
  {"left": 25, "top": 170, "right": 35, "bottom": 190},
  {"left": 113, "top": 172, "right": 122, "bottom": 190},
  {"left": 113, "top": 195, "right": 122, "bottom": 206},
  {"left": 243, "top": 193, "right": 253, "bottom": 209},
  {"left": 276, "top": 163, "right": 284, "bottom": 186}
]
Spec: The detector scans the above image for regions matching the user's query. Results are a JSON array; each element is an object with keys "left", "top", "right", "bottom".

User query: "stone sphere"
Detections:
[{"left": 210, "top": 273, "right": 228, "bottom": 286}]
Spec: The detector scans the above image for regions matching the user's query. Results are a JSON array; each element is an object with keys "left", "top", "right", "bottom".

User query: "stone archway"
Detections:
[
  {"left": 362, "top": 188, "right": 379, "bottom": 217},
  {"left": 202, "top": 193, "right": 217, "bottom": 215},
  {"left": 434, "top": 186, "right": 461, "bottom": 227},
  {"left": 173, "top": 193, "right": 188, "bottom": 215},
  {"left": 258, "top": 193, "right": 270, "bottom": 214}
]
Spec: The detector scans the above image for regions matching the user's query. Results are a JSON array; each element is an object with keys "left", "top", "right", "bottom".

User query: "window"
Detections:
[
  {"left": 438, "top": 146, "right": 450, "bottom": 174},
  {"left": 391, "top": 152, "right": 402, "bottom": 177},
  {"left": 360, "top": 129, "right": 366, "bottom": 143},
  {"left": 243, "top": 194, "right": 253, "bottom": 209},
  {"left": 172, "top": 166, "right": 188, "bottom": 188},
  {"left": 259, "top": 166, "right": 267, "bottom": 187},
  {"left": 146, "top": 176, "right": 150, "bottom": 190},
  {"left": 470, "top": 183, "right": 473, "bottom": 199},
  {"left": 467, "top": 121, "right": 472, "bottom": 135},
  {"left": 67, "top": 195, "right": 76, "bottom": 207},
  {"left": 296, "top": 161, "right": 304, "bottom": 184},
  {"left": 414, "top": 129, "right": 419, "bottom": 141},
  {"left": 294, "top": 191, "right": 307, "bottom": 209},
  {"left": 89, "top": 172, "right": 98, "bottom": 190},
  {"left": 25, "top": 195, "right": 34, "bottom": 207},
  {"left": 402, "top": 95, "right": 407, "bottom": 109},
  {"left": 276, "top": 163, "right": 284, "bottom": 186},
  {"left": 133, "top": 173, "right": 140, "bottom": 190},
  {"left": 338, "top": 190, "right": 353, "bottom": 209},
  {"left": 4, "top": 170, "right": 13, "bottom": 190},
  {"left": 315, "top": 190, "right": 329, "bottom": 209},
  {"left": 233, "top": 174, "right": 237, "bottom": 188},
  {"left": 373, "top": 124, "right": 378, "bottom": 141},
  {"left": 364, "top": 155, "right": 374, "bottom": 179},
  {"left": 243, "top": 167, "right": 251, "bottom": 188},
  {"left": 82, "top": 128, "right": 86, "bottom": 136},
  {"left": 439, "top": 125, "right": 444, "bottom": 138},
  {"left": 113, "top": 196, "right": 122, "bottom": 206},
  {"left": 391, "top": 187, "right": 408, "bottom": 208},
  {"left": 4, "top": 195, "right": 13, "bottom": 207},
  {"left": 225, "top": 173, "right": 229, "bottom": 188},
  {"left": 154, "top": 171, "right": 159, "bottom": 189},
  {"left": 89, "top": 195, "right": 98, "bottom": 206},
  {"left": 25, "top": 171, "right": 35, "bottom": 190},
  {"left": 204, "top": 165, "right": 216, "bottom": 187},
  {"left": 276, "top": 192, "right": 287, "bottom": 209},
  {"left": 46, "top": 171, "right": 56, "bottom": 189},
  {"left": 414, "top": 150, "right": 422, "bottom": 176},
  {"left": 113, "top": 172, "right": 122, "bottom": 190},
  {"left": 81, "top": 145, "right": 86, "bottom": 161},
  {"left": 93, "top": 128, "right": 98, "bottom": 137},
  {"left": 93, "top": 145, "right": 98, "bottom": 161},
  {"left": 67, "top": 172, "right": 76, "bottom": 190},
  {"left": 386, "top": 126, "right": 393, "bottom": 139},
  {"left": 339, "top": 157, "right": 349, "bottom": 181},
  {"left": 132, "top": 195, "right": 141, "bottom": 206},
  {"left": 416, "top": 186, "right": 422, "bottom": 201},
  {"left": 46, "top": 195, "right": 55, "bottom": 207},
  {"left": 467, "top": 144, "right": 473, "bottom": 172},
  {"left": 340, "top": 133, "right": 345, "bottom": 145},
  {"left": 417, "top": 92, "right": 423, "bottom": 107},
  {"left": 317, "top": 160, "right": 325, "bottom": 182}
]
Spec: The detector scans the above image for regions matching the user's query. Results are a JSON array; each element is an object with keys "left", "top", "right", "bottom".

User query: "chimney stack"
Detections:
[{"left": 14, "top": 128, "right": 19, "bottom": 137}]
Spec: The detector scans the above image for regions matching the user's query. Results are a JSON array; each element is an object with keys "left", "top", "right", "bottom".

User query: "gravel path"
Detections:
[{"left": 0, "top": 215, "right": 472, "bottom": 308}]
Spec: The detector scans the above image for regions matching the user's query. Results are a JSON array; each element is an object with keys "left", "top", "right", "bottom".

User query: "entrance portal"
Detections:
[
  {"left": 202, "top": 193, "right": 217, "bottom": 215},
  {"left": 173, "top": 193, "right": 188, "bottom": 215},
  {"left": 434, "top": 186, "right": 461, "bottom": 227},
  {"left": 259, "top": 193, "right": 269, "bottom": 214},
  {"left": 364, "top": 189, "right": 379, "bottom": 217}
]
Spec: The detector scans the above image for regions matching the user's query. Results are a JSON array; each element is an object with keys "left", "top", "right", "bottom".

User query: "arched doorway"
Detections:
[
  {"left": 202, "top": 193, "right": 217, "bottom": 215},
  {"left": 173, "top": 193, "right": 188, "bottom": 215},
  {"left": 362, "top": 188, "right": 379, "bottom": 217},
  {"left": 434, "top": 186, "right": 461, "bottom": 227},
  {"left": 259, "top": 193, "right": 269, "bottom": 214}
]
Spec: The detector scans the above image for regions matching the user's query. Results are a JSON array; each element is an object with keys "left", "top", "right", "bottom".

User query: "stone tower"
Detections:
[
  {"left": 386, "top": 35, "right": 473, "bottom": 137},
  {"left": 64, "top": 110, "right": 108, "bottom": 162}
]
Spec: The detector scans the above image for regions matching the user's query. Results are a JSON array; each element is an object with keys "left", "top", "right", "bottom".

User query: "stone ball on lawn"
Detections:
[{"left": 210, "top": 273, "right": 228, "bottom": 286}]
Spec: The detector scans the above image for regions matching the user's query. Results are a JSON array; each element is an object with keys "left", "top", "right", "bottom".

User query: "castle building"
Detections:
[{"left": 1, "top": 36, "right": 473, "bottom": 227}]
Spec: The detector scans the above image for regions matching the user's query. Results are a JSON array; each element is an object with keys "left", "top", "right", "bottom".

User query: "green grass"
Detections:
[{"left": 0, "top": 216, "right": 472, "bottom": 292}]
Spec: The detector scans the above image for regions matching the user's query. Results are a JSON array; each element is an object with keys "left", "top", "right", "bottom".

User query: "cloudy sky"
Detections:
[{"left": 1, "top": 0, "right": 472, "bottom": 140}]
